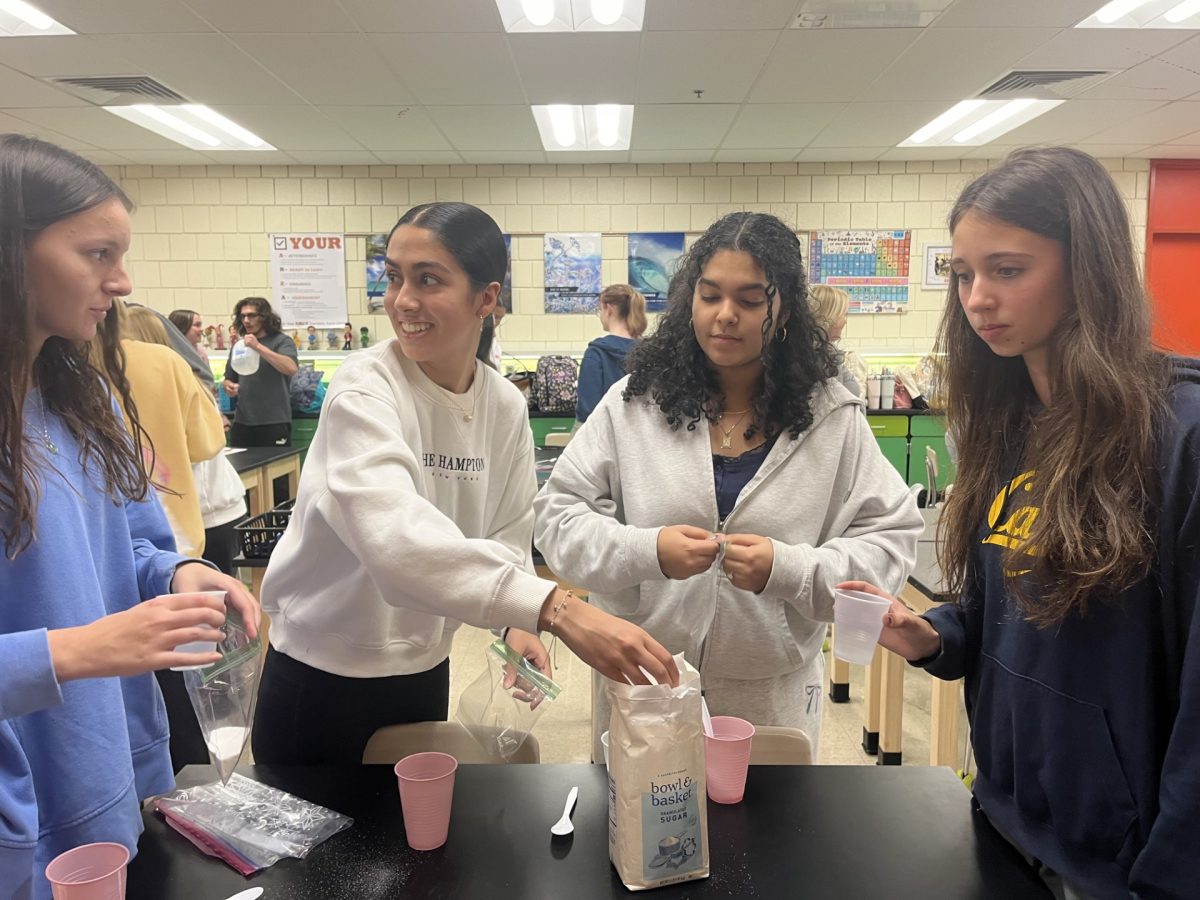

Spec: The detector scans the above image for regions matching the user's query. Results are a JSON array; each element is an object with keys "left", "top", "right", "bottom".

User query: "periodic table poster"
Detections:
[{"left": 808, "top": 230, "right": 911, "bottom": 314}]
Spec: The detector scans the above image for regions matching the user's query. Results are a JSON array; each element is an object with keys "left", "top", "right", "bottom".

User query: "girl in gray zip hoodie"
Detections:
[{"left": 534, "top": 212, "right": 921, "bottom": 759}]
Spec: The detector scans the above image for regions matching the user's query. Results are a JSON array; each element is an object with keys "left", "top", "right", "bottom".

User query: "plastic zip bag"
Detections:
[
  {"left": 183, "top": 608, "right": 260, "bottom": 784},
  {"left": 455, "top": 638, "right": 561, "bottom": 762},
  {"left": 155, "top": 774, "right": 353, "bottom": 873}
]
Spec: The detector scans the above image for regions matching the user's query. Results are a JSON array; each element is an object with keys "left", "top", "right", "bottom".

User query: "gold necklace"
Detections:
[{"left": 714, "top": 408, "right": 751, "bottom": 450}]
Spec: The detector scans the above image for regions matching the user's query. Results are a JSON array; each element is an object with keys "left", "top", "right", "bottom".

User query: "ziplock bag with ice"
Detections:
[
  {"left": 182, "top": 607, "right": 261, "bottom": 784},
  {"left": 456, "top": 638, "right": 561, "bottom": 761}
]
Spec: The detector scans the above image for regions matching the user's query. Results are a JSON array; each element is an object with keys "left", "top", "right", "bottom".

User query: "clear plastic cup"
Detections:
[
  {"left": 45, "top": 841, "right": 129, "bottom": 900},
  {"left": 166, "top": 591, "right": 227, "bottom": 671},
  {"left": 600, "top": 730, "right": 610, "bottom": 766},
  {"left": 705, "top": 716, "right": 755, "bottom": 804},
  {"left": 394, "top": 751, "right": 458, "bottom": 851},
  {"left": 833, "top": 588, "right": 892, "bottom": 665}
]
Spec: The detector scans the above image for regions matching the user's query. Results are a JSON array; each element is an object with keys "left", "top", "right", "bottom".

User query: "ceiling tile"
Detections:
[
  {"left": 1071, "top": 143, "right": 1155, "bottom": 157},
  {"left": 283, "top": 151, "right": 383, "bottom": 165},
  {"left": 0, "top": 110, "right": 95, "bottom": 148},
  {"left": 629, "top": 149, "right": 712, "bottom": 162},
  {"left": 724, "top": 103, "right": 844, "bottom": 149},
  {"left": 1017, "top": 28, "right": 1194, "bottom": 69},
  {"left": 37, "top": 0, "right": 214, "bottom": 33},
  {"left": 545, "top": 149, "right": 632, "bottom": 163},
  {"left": 808, "top": 101, "right": 948, "bottom": 147},
  {"left": 644, "top": 0, "right": 801, "bottom": 30},
  {"left": 1086, "top": 101, "right": 1200, "bottom": 145},
  {"left": 865, "top": 27, "right": 1060, "bottom": 101},
  {"left": 126, "top": 149, "right": 227, "bottom": 164},
  {"left": 372, "top": 151, "right": 466, "bottom": 165},
  {"left": 340, "top": 0, "right": 504, "bottom": 32},
  {"left": 367, "top": 34, "right": 525, "bottom": 105},
  {"left": 750, "top": 29, "right": 920, "bottom": 103},
  {"left": 880, "top": 145, "right": 997, "bottom": 160},
  {"left": 0, "top": 66, "right": 88, "bottom": 108},
  {"left": 6, "top": 107, "right": 186, "bottom": 149},
  {"left": 426, "top": 106, "right": 543, "bottom": 151},
  {"left": 510, "top": 33, "right": 640, "bottom": 104},
  {"left": 203, "top": 106, "right": 365, "bottom": 150},
  {"left": 460, "top": 150, "right": 548, "bottom": 163},
  {"left": 1145, "top": 144, "right": 1200, "bottom": 158},
  {"left": 179, "top": 0, "right": 358, "bottom": 32},
  {"left": 0, "top": 37, "right": 138, "bottom": 77},
  {"left": 77, "top": 151, "right": 136, "bottom": 165},
  {"left": 317, "top": 106, "right": 453, "bottom": 151},
  {"left": 716, "top": 147, "right": 813, "bottom": 162},
  {"left": 637, "top": 31, "right": 776, "bottom": 104},
  {"left": 631, "top": 104, "right": 741, "bottom": 150},
  {"left": 998, "top": 99, "right": 1169, "bottom": 144},
  {"left": 795, "top": 147, "right": 888, "bottom": 162},
  {"left": 229, "top": 35, "right": 417, "bottom": 106},
  {"left": 1080, "top": 60, "right": 1200, "bottom": 102},
  {"left": 933, "top": 0, "right": 1099, "bottom": 27}
]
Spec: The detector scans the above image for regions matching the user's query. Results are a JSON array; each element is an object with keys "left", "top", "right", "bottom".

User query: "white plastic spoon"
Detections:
[
  {"left": 221, "top": 889, "right": 264, "bottom": 900},
  {"left": 550, "top": 785, "right": 579, "bottom": 837},
  {"left": 701, "top": 697, "right": 714, "bottom": 738}
]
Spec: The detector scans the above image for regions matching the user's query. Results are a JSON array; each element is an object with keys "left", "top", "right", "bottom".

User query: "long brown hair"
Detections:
[
  {"left": 934, "top": 147, "right": 1170, "bottom": 626},
  {"left": 0, "top": 134, "right": 150, "bottom": 557}
]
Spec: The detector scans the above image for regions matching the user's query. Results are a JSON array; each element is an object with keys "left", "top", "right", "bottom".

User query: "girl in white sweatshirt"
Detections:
[
  {"left": 534, "top": 212, "right": 922, "bottom": 759},
  {"left": 252, "top": 202, "right": 677, "bottom": 764}
]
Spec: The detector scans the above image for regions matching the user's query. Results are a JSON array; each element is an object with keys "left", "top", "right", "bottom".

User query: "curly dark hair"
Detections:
[
  {"left": 622, "top": 211, "right": 840, "bottom": 440},
  {"left": 231, "top": 296, "right": 282, "bottom": 337}
]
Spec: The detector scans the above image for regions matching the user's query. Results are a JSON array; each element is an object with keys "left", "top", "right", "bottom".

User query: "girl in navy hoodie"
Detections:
[
  {"left": 844, "top": 147, "right": 1199, "bottom": 900},
  {"left": 0, "top": 135, "right": 258, "bottom": 899},
  {"left": 575, "top": 284, "right": 647, "bottom": 424}
]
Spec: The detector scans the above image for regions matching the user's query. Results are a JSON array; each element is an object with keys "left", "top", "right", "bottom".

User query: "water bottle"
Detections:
[{"left": 229, "top": 340, "right": 260, "bottom": 376}]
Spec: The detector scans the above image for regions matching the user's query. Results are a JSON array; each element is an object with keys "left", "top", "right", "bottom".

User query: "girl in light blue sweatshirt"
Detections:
[{"left": 0, "top": 135, "right": 258, "bottom": 900}]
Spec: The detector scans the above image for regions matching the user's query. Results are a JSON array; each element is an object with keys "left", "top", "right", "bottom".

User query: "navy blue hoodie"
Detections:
[
  {"left": 575, "top": 334, "right": 636, "bottom": 424},
  {"left": 922, "top": 358, "right": 1200, "bottom": 900}
]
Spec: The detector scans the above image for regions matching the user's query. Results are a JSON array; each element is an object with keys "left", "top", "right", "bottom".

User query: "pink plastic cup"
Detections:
[
  {"left": 45, "top": 842, "right": 129, "bottom": 900},
  {"left": 705, "top": 715, "right": 756, "bottom": 804},
  {"left": 394, "top": 751, "right": 458, "bottom": 850}
]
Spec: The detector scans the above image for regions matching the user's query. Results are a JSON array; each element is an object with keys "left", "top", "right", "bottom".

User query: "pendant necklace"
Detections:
[
  {"left": 715, "top": 408, "right": 751, "bottom": 450},
  {"left": 36, "top": 392, "right": 58, "bottom": 455}
]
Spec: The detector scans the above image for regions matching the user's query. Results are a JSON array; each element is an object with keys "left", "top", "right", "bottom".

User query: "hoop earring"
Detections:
[{"left": 777, "top": 326, "right": 788, "bottom": 341}]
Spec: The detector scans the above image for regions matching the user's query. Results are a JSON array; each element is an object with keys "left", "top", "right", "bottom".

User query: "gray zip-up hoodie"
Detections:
[{"left": 533, "top": 376, "right": 921, "bottom": 680}]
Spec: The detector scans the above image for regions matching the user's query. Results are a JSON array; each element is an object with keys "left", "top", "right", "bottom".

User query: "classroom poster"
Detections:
[
  {"left": 808, "top": 230, "right": 911, "bottom": 314},
  {"left": 544, "top": 232, "right": 602, "bottom": 314},
  {"left": 627, "top": 232, "right": 685, "bottom": 312},
  {"left": 270, "top": 232, "right": 347, "bottom": 328},
  {"left": 366, "top": 233, "right": 387, "bottom": 312}
]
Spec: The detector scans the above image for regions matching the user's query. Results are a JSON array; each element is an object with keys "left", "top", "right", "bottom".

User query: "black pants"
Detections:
[
  {"left": 228, "top": 421, "right": 291, "bottom": 448},
  {"left": 251, "top": 647, "right": 450, "bottom": 765},
  {"left": 202, "top": 520, "right": 239, "bottom": 575}
]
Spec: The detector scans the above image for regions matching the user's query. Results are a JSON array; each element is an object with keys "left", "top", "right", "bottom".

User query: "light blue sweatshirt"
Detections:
[{"left": 1, "top": 391, "right": 188, "bottom": 900}]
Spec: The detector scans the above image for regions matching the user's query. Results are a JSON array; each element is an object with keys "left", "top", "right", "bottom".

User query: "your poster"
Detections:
[{"left": 270, "top": 233, "right": 347, "bottom": 328}]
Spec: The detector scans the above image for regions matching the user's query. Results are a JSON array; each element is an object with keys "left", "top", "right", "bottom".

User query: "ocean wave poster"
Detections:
[
  {"left": 501, "top": 234, "right": 512, "bottom": 311},
  {"left": 544, "top": 232, "right": 602, "bottom": 314},
  {"left": 628, "top": 232, "right": 684, "bottom": 312},
  {"left": 366, "top": 233, "right": 387, "bottom": 312}
]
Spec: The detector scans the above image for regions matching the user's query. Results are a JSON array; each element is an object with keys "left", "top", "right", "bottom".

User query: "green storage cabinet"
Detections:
[
  {"left": 867, "top": 416, "right": 908, "bottom": 480},
  {"left": 292, "top": 416, "right": 320, "bottom": 465},
  {"left": 529, "top": 416, "right": 574, "bottom": 447},
  {"left": 907, "top": 416, "right": 955, "bottom": 489}
]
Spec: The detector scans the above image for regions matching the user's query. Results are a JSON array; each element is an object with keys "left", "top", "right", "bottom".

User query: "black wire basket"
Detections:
[{"left": 234, "top": 498, "right": 295, "bottom": 559}]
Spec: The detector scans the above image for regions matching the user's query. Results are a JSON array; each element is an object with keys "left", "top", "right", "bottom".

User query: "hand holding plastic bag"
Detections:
[{"left": 456, "top": 638, "right": 562, "bottom": 761}]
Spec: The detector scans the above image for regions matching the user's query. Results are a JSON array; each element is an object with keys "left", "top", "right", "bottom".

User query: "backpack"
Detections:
[
  {"left": 289, "top": 365, "right": 324, "bottom": 413},
  {"left": 531, "top": 355, "right": 578, "bottom": 414}
]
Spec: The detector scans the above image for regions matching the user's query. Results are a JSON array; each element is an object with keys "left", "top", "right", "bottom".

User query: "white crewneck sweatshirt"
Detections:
[{"left": 261, "top": 340, "right": 555, "bottom": 677}]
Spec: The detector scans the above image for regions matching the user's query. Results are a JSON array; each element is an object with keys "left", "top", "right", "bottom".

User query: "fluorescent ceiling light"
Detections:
[
  {"left": 907, "top": 100, "right": 985, "bottom": 144},
  {"left": 103, "top": 105, "right": 275, "bottom": 151},
  {"left": 495, "top": 0, "right": 644, "bottom": 31},
  {"left": 1095, "top": 0, "right": 1152, "bottom": 22},
  {"left": 1077, "top": 0, "right": 1200, "bottom": 26},
  {"left": 0, "top": 0, "right": 74, "bottom": 36},
  {"left": 521, "top": 0, "right": 555, "bottom": 26},
  {"left": 899, "top": 98, "right": 1063, "bottom": 147},
  {"left": 952, "top": 99, "right": 1037, "bottom": 143},
  {"left": 531, "top": 104, "right": 634, "bottom": 151},
  {"left": 1165, "top": 0, "right": 1200, "bottom": 21}
]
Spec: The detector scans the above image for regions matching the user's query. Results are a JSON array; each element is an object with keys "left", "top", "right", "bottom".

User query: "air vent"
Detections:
[
  {"left": 47, "top": 76, "right": 187, "bottom": 105},
  {"left": 979, "top": 70, "right": 1116, "bottom": 100}
]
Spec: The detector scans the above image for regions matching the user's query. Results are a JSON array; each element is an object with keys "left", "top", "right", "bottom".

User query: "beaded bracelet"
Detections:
[{"left": 548, "top": 590, "right": 574, "bottom": 634}]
